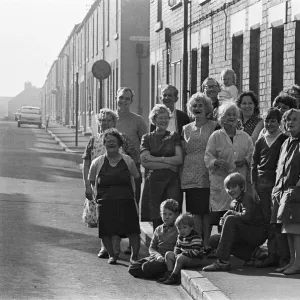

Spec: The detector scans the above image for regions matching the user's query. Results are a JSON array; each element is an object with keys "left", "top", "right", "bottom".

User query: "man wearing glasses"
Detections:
[
  {"left": 150, "top": 84, "right": 190, "bottom": 134},
  {"left": 201, "top": 77, "right": 221, "bottom": 120}
]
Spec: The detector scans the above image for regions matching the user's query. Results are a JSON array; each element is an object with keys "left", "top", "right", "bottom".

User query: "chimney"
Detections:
[{"left": 24, "top": 81, "right": 33, "bottom": 90}]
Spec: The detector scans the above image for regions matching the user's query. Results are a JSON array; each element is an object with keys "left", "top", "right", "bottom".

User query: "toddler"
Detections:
[
  {"left": 160, "top": 213, "right": 203, "bottom": 284},
  {"left": 218, "top": 68, "right": 238, "bottom": 103},
  {"left": 203, "top": 173, "right": 268, "bottom": 271},
  {"left": 128, "top": 199, "right": 179, "bottom": 279}
]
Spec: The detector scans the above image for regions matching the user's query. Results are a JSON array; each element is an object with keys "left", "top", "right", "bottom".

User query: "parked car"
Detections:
[
  {"left": 18, "top": 106, "right": 42, "bottom": 128},
  {"left": 15, "top": 109, "right": 21, "bottom": 121}
]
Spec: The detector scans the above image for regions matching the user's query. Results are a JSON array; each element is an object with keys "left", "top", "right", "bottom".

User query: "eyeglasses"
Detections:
[{"left": 203, "top": 85, "right": 218, "bottom": 90}]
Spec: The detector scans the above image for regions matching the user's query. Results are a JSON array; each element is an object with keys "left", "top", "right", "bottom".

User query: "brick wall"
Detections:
[{"left": 150, "top": 0, "right": 299, "bottom": 115}]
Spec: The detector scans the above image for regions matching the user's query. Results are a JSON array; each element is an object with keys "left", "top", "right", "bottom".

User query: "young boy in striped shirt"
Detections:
[{"left": 160, "top": 213, "right": 203, "bottom": 284}]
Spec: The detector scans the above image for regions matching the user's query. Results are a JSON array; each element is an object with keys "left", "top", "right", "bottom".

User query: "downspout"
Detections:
[
  {"left": 182, "top": 0, "right": 188, "bottom": 112},
  {"left": 83, "top": 21, "right": 87, "bottom": 132}
]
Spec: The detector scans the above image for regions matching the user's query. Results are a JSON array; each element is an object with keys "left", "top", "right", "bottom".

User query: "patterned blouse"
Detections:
[
  {"left": 237, "top": 114, "right": 262, "bottom": 137},
  {"left": 181, "top": 120, "right": 216, "bottom": 189},
  {"left": 82, "top": 132, "right": 138, "bottom": 162}
]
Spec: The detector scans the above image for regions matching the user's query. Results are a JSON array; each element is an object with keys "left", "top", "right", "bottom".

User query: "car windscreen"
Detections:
[{"left": 21, "top": 108, "right": 40, "bottom": 114}]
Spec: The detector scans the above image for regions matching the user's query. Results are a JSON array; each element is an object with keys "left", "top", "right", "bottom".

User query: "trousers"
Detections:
[{"left": 128, "top": 257, "right": 167, "bottom": 278}]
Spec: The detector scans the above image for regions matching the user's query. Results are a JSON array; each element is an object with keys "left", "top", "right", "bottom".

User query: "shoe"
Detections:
[
  {"left": 283, "top": 266, "right": 300, "bottom": 275},
  {"left": 98, "top": 248, "right": 109, "bottom": 258},
  {"left": 157, "top": 271, "right": 172, "bottom": 282},
  {"left": 108, "top": 257, "right": 117, "bottom": 265},
  {"left": 202, "top": 260, "right": 231, "bottom": 271},
  {"left": 275, "top": 263, "right": 292, "bottom": 273},
  {"left": 256, "top": 255, "right": 278, "bottom": 268},
  {"left": 163, "top": 273, "right": 178, "bottom": 285},
  {"left": 124, "top": 246, "right": 131, "bottom": 255}
]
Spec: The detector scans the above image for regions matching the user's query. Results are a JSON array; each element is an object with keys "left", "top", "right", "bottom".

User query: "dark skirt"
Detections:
[
  {"left": 185, "top": 188, "right": 210, "bottom": 215},
  {"left": 97, "top": 198, "right": 140, "bottom": 237}
]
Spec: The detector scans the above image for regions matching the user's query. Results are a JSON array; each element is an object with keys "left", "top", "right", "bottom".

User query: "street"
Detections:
[{"left": 0, "top": 120, "right": 191, "bottom": 300}]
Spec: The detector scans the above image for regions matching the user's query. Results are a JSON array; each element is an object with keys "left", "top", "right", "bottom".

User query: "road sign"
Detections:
[
  {"left": 129, "top": 36, "right": 150, "bottom": 42},
  {"left": 92, "top": 60, "right": 111, "bottom": 80}
]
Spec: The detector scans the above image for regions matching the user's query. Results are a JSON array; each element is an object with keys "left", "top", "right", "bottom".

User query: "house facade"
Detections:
[{"left": 150, "top": 0, "right": 300, "bottom": 114}]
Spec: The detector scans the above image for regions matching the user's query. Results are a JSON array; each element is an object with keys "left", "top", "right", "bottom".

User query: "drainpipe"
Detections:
[{"left": 182, "top": 0, "right": 188, "bottom": 112}]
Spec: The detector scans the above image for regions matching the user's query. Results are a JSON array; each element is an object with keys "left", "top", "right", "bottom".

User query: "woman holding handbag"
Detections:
[{"left": 82, "top": 108, "right": 137, "bottom": 258}]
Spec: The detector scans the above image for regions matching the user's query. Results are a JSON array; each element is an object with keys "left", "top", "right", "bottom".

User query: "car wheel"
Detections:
[{"left": 17, "top": 122, "right": 20, "bottom": 127}]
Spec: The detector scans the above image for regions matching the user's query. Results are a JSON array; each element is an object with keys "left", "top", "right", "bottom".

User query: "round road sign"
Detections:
[{"left": 92, "top": 60, "right": 111, "bottom": 80}]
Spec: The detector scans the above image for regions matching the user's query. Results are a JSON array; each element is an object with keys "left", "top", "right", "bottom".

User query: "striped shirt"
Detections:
[{"left": 174, "top": 229, "right": 204, "bottom": 258}]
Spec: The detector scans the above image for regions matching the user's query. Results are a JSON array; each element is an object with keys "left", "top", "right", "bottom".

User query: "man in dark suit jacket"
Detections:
[{"left": 150, "top": 85, "right": 190, "bottom": 134}]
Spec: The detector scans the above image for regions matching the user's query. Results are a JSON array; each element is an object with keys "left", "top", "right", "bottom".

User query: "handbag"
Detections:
[{"left": 82, "top": 198, "right": 98, "bottom": 228}]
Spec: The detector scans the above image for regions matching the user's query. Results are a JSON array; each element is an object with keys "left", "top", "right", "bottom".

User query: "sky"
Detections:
[{"left": 0, "top": 0, "right": 94, "bottom": 97}]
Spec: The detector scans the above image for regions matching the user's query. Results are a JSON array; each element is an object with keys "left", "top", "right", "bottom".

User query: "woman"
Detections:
[
  {"left": 82, "top": 108, "right": 137, "bottom": 258},
  {"left": 140, "top": 104, "right": 183, "bottom": 229},
  {"left": 204, "top": 101, "right": 254, "bottom": 228},
  {"left": 236, "top": 91, "right": 264, "bottom": 143},
  {"left": 271, "top": 109, "right": 300, "bottom": 275},
  {"left": 88, "top": 128, "right": 141, "bottom": 265},
  {"left": 181, "top": 93, "right": 217, "bottom": 251}
]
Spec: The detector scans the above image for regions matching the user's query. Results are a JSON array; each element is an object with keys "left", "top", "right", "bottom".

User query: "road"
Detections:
[{"left": 0, "top": 121, "right": 191, "bottom": 300}]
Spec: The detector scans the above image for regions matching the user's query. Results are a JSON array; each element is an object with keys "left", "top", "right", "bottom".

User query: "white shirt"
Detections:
[{"left": 167, "top": 110, "right": 177, "bottom": 132}]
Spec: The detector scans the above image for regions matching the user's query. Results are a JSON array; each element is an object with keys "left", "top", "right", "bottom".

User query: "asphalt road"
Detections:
[{"left": 0, "top": 121, "right": 191, "bottom": 300}]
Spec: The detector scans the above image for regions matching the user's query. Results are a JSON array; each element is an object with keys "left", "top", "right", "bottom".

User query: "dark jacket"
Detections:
[{"left": 150, "top": 109, "right": 190, "bottom": 135}]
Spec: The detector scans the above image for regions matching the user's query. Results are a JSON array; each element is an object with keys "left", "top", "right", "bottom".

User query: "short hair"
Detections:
[
  {"left": 186, "top": 92, "right": 213, "bottom": 117},
  {"left": 96, "top": 108, "right": 117, "bottom": 125},
  {"left": 282, "top": 109, "right": 300, "bottom": 132},
  {"left": 283, "top": 84, "right": 300, "bottom": 96},
  {"left": 175, "top": 213, "right": 194, "bottom": 228},
  {"left": 102, "top": 128, "right": 124, "bottom": 147},
  {"left": 148, "top": 104, "right": 171, "bottom": 125},
  {"left": 161, "top": 84, "right": 178, "bottom": 98},
  {"left": 224, "top": 172, "right": 245, "bottom": 190},
  {"left": 220, "top": 68, "right": 236, "bottom": 85},
  {"left": 272, "top": 92, "right": 297, "bottom": 109},
  {"left": 263, "top": 107, "right": 282, "bottom": 123},
  {"left": 116, "top": 87, "right": 135, "bottom": 100},
  {"left": 201, "top": 77, "right": 221, "bottom": 92},
  {"left": 217, "top": 100, "right": 240, "bottom": 126},
  {"left": 236, "top": 91, "right": 260, "bottom": 115},
  {"left": 160, "top": 199, "right": 179, "bottom": 214}
]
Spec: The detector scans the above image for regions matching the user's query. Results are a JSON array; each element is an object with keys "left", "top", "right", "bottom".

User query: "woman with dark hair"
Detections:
[
  {"left": 236, "top": 91, "right": 264, "bottom": 143},
  {"left": 88, "top": 128, "right": 141, "bottom": 265},
  {"left": 272, "top": 93, "right": 298, "bottom": 116}
]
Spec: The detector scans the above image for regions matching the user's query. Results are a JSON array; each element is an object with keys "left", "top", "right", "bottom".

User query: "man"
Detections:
[
  {"left": 115, "top": 87, "right": 148, "bottom": 207},
  {"left": 150, "top": 85, "right": 190, "bottom": 135},
  {"left": 201, "top": 77, "right": 221, "bottom": 120}
]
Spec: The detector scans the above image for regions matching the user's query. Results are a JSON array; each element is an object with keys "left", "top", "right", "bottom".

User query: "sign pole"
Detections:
[{"left": 75, "top": 72, "right": 79, "bottom": 146}]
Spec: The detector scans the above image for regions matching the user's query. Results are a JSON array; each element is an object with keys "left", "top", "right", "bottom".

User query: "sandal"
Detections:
[{"left": 108, "top": 257, "right": 117, "bottom": 265}]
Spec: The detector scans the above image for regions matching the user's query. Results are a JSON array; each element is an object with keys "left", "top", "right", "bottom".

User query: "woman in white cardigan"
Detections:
[{"left": 204, "top": 101, "right": 254, "bottom": 228}]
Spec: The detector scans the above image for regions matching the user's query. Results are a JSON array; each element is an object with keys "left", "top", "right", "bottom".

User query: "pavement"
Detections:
[{"left": 45, "top": 121, "right": 300, "bottom": 300}]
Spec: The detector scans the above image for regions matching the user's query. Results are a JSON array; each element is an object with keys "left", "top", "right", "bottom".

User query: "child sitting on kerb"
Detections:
[
  {"left": 218, "top": 68, "right": 238, "bottom": 103},
  {"left": 159, "top": 213, "right": 203, "bottom": 284},
  {"left": 128, "top": 199, "right": 179, "bottom": 279}
]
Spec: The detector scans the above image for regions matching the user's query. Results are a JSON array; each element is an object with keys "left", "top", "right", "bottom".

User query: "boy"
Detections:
[
  {"left": 160, "top": 213, "right": 203, "bottom": 284},
  {"left": 202, "top": 173, "right": 268, "bottom": 271},
  {"left": 252, "top": 108, "right": 289, "bottom": 268},
  {"left": 128, "top": 199, "right": 179, "bottom": 279}
]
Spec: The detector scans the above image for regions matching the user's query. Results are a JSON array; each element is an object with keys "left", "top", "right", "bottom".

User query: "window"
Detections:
[
  {"left": 249, "top": 29, "right": 260, "bottom": 97},
  {"left": 190, "top": 49, "right": 198, "bottom": 95},
  {"left": 92, "top": 17, "right": 95, "bottom": 58},
  {"left": 168, "top": 0, "right": 182, "bottom": 8},
  {"left": 296, "top": 22, "right": 300, "bottom": 85},
  {"left": 271, "top": 26, "right": 284, "bottom": 102},
  {"left": 96, "top": 12, "right": 99, "bottom": 54},
  {"left": 232, "top": 35, "right": 243, "bottom": 92},
  {"left": 171, "top": 61, "right": 182, "bottom": 109},
  {"left": 200, "top": 46, "right": 209, "bottom": 84}
]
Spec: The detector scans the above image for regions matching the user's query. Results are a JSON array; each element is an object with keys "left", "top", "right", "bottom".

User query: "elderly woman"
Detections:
[
  {"left": 201, "top": 77, "right": 221, "bottom": 120},
  {"left": 140, "top": 104, "right": 183, "bottom": 229},
  {"left": 204, "top": 101, "right": 254, "bottom": 228},
  {"left": 181, "top": 93, "right": 217, "bottom": 251},
  {"left": 82, "top": 108, "right": 137, "bottom": 258},
  {"left": 236, "top": 91, "right": 264, "bottom": 143},
  {"left": 271, "top": 109, "right": 300, "bottom": 275},
  {"left": 88, "top": 128, "right": 140, "bottom": 265}
]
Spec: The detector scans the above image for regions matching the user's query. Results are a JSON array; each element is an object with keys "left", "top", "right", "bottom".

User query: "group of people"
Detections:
[{"left": 82, "top": 69, "right": 300, "bottom": 284}]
